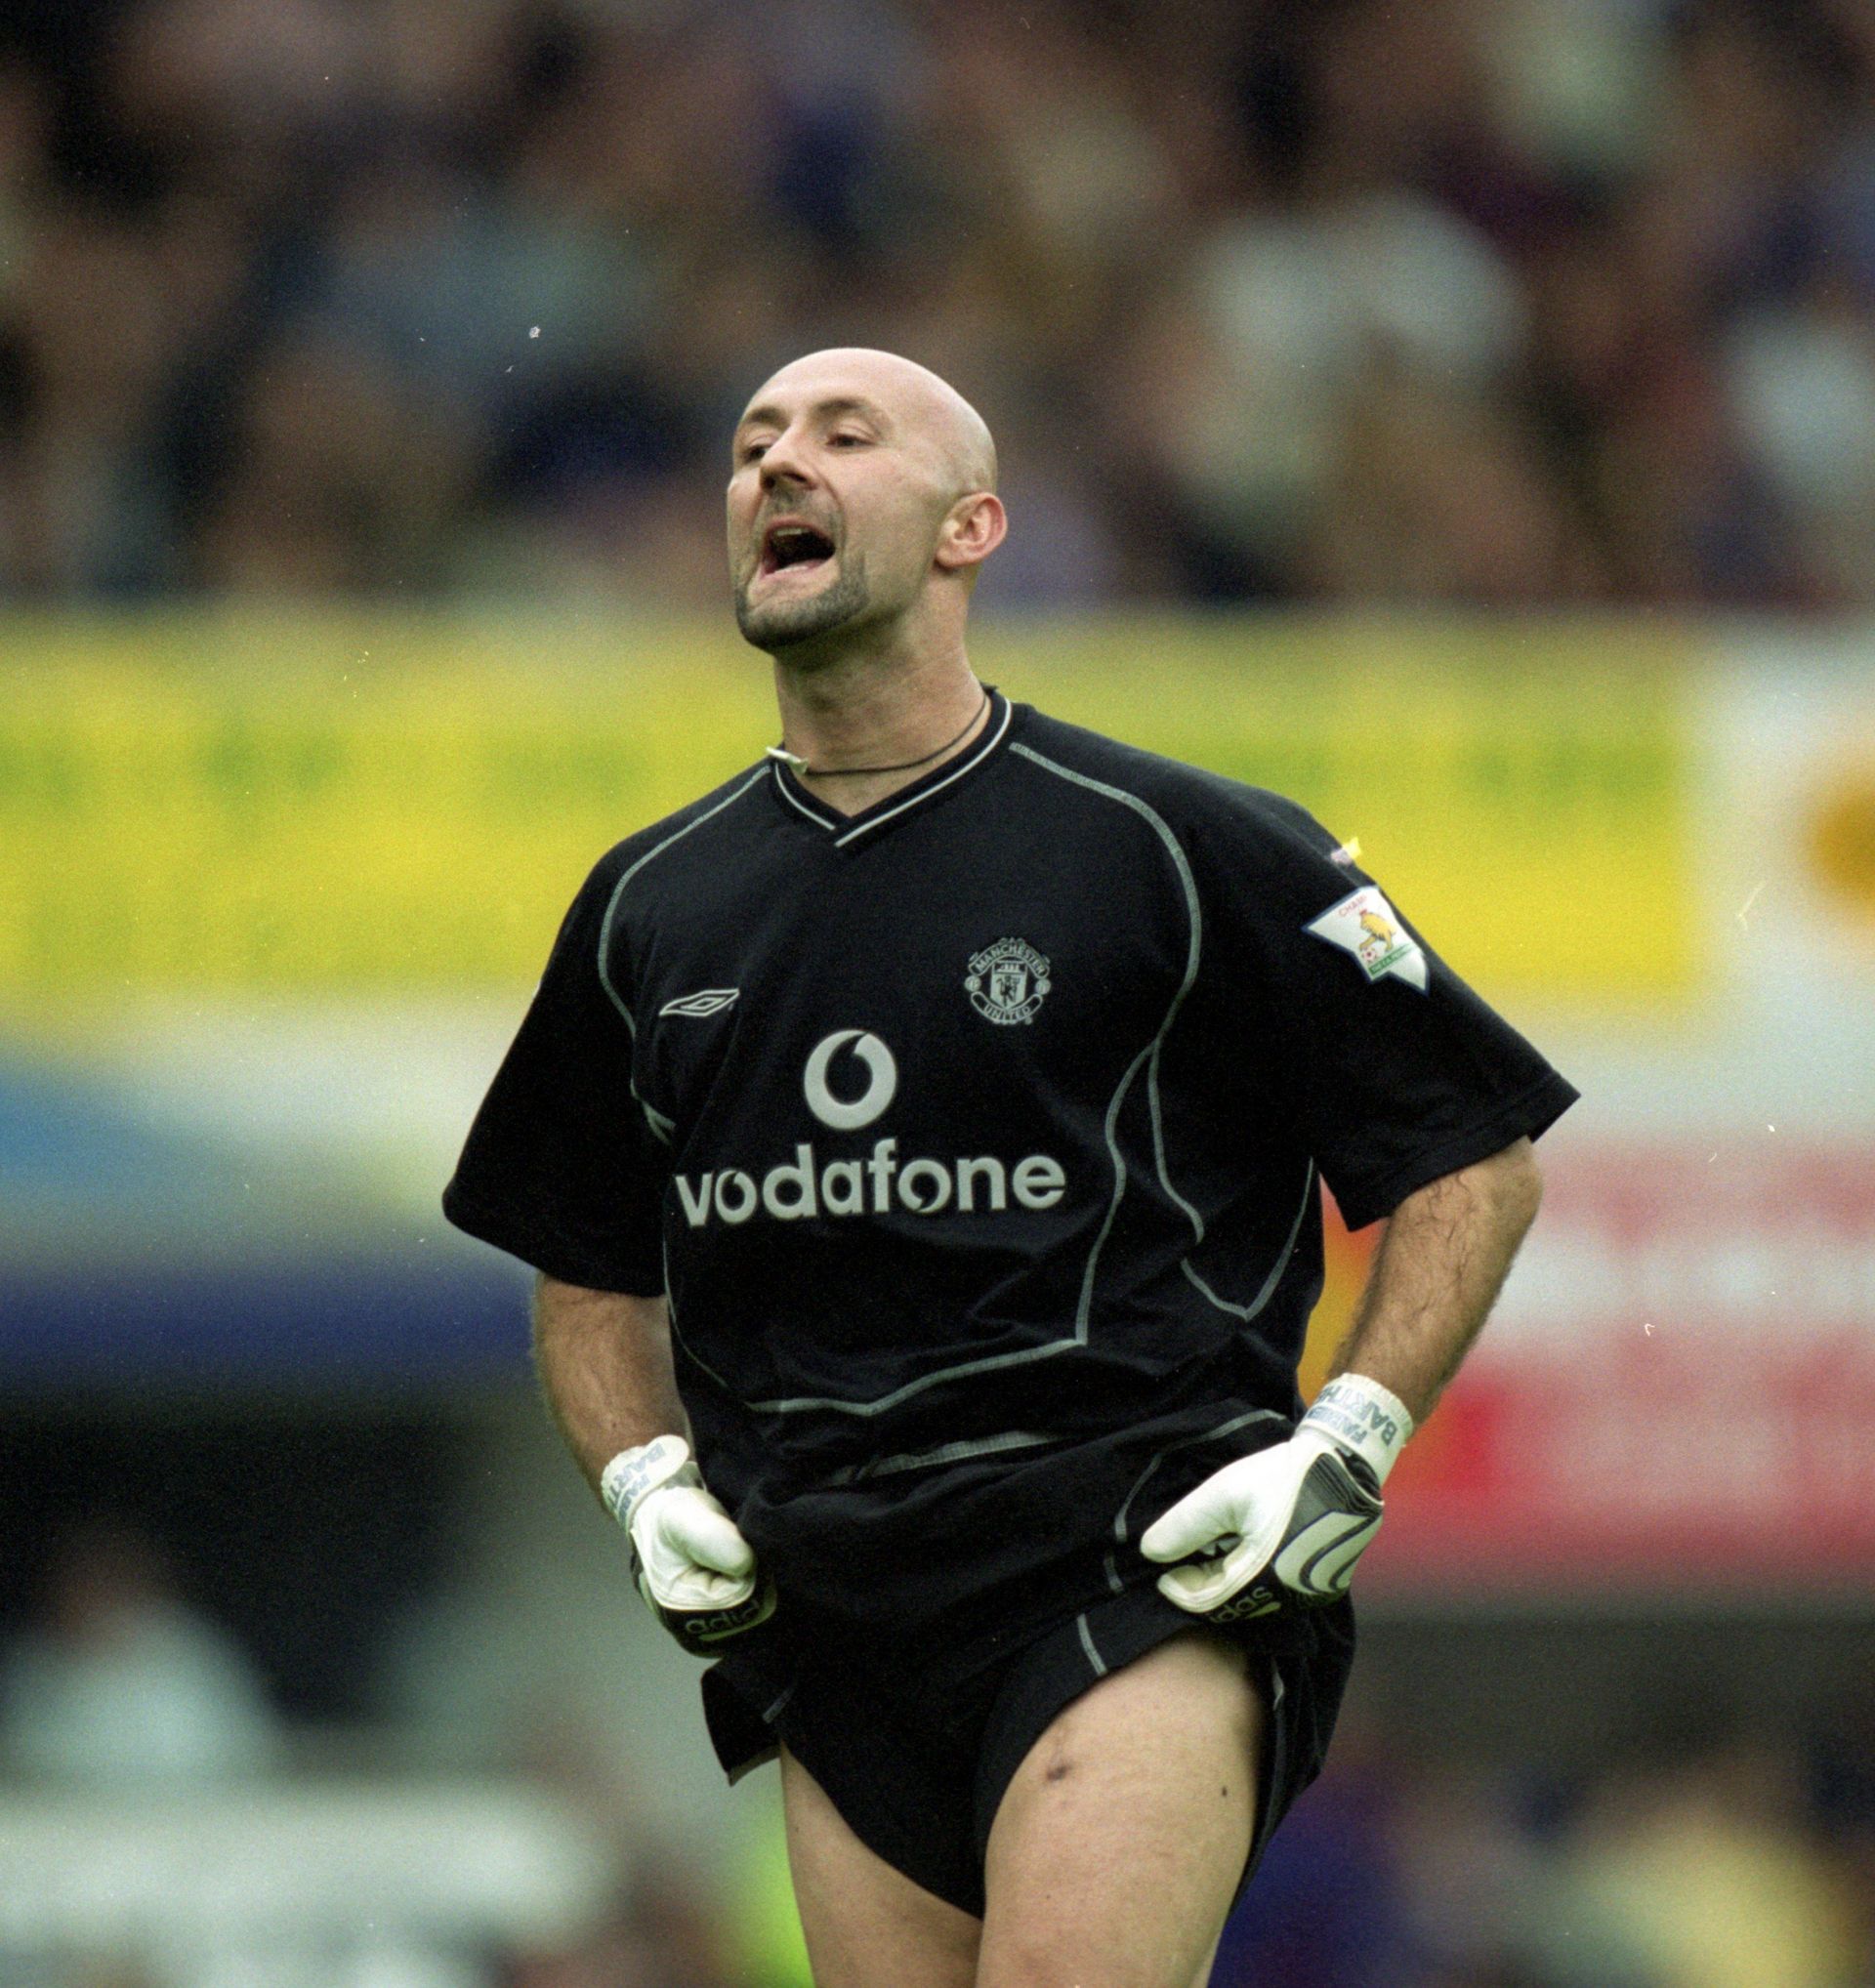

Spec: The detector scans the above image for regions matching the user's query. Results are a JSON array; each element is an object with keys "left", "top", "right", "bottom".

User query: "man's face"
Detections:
[{"left": 727, "top": 358, "right": 960, "bottom": 658}]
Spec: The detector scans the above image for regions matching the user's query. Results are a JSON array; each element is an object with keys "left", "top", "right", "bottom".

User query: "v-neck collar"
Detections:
[{"left": 768, "top": 689, "right": 1016, "bottom": 848}]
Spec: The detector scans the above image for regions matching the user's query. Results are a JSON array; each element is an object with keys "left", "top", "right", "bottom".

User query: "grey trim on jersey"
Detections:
[
  {"left": 751, "top": 742, "right": 1202, "bottom": 1419},
  {"left": 762, "top": 695, "right": 1014, "bottom": 847},
  {"left": 832, "top": 697, "right": 1014, "bottom": 847},
  {"left": 1077, "top": 1612, "right": 1109, "bottom": 1679},
  {"left": 1017, "top": 743, "right": 1316, "bottom": 1343},
  {"left": 771, "top": 771, "right": 828, "bottom": 830},
  {"left": 1075, "top": 1035, "right": 1159, "bottom": 1337},
  {"left": 1149, "top": 1065, "right": 1209, "bottom": 1247},
  {"left": 596, "top": 769, "right": 769, "bottom": 1033},
  {"left": 1009, "top": 743, "right": 1204, "bottom": 1335},
  {"left": 748, "top": 1336, "right": 1080, "bottom": 1418},
  {"left": 1182, "top": 1160, "right": 1318, "bottom": 1324},
  {"left": 1104, "top": 1406, "right": 1289, "bottom": 1594},
  {"left": 640, "top": 1099, "right": 676, "bottom": 1145},
  {"left": 820, "top": 1429, "right": 1062, "bottom": 1486}
]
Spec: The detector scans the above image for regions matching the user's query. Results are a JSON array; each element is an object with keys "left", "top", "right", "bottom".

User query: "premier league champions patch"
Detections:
[
  {"left": 966, "top": 937, "right": 1052, "bottom": 1024},
  {"left": 1306, "top": 887, "right": 1429, "bottom": 991}
]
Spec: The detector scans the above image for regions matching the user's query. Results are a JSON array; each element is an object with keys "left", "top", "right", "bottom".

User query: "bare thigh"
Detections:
[
  {"left": 975, "top": 1631, "right": 1264, "bottom": 1988},
  {"left": 778, "top": 1744, "right": 982, "bottom": 1988}
]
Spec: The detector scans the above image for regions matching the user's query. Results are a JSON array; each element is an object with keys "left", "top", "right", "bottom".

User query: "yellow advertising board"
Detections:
[
  {"left": 0, "top": 611, "right": 1693, "bottom": 1006},
  {"left": 980, "top": 617, "right": 1694, "bottom": 1005}
]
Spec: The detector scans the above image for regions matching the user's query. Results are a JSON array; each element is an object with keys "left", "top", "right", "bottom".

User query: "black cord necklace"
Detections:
[{"left": 766, "top": 687, "right": 991, "bottom": 778}]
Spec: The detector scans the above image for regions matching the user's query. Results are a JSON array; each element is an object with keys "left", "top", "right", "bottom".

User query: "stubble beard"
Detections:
[{"left": 733, "top": 554, "right": 872, "bottom": 660}]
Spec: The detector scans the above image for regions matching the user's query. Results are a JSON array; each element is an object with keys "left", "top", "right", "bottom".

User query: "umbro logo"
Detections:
[{"left": 659, "top": 987, "right": 740, "bottom": 1018}]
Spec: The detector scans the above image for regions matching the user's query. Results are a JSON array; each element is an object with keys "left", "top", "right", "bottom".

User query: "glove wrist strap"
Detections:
[
  {"left": 600, "top": 1433, "right": 695, "bottom": 1531},
  {"left": 1302, "top": 1373, "right": 1415, "bottom": 1487}
]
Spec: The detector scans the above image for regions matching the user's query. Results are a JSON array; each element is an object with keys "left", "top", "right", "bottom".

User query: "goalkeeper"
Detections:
[{"left": 444, "top": 348, "right": 1572, "bottom": 1988}]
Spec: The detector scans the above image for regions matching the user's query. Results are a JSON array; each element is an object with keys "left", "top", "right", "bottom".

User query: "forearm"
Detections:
[
  {"left": 1330, "top": 1138, "right": 1544, "bottom": 1427},
  {"left": 531, "top": 1274, "right": 688, "bottom": 1499},
  {"left": 1146, "top": 1138, "right": 1546, "bottom": 1614}
]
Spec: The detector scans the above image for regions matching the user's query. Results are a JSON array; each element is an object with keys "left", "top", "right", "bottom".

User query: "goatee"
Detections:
[{"left": 734, "top": 557, "right": 870, "bottom": 657}]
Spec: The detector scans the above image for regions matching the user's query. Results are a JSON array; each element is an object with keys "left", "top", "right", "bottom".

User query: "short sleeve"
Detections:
[
  {"left": 1191, "top": 789, "right": 1578, "bottom": 1230},
  {"left": 442, "top": 852, "right": 668, "bottom": 1293}
]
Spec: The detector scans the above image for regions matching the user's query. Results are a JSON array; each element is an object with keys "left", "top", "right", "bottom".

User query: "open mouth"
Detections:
[{"left": 759, "top": 520, "right": 836, "bottom": 579}]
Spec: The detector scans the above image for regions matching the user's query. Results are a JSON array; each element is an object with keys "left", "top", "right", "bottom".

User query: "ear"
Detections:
[{"left": 934, "top": 491, "right": 1007, "bottom": 574}]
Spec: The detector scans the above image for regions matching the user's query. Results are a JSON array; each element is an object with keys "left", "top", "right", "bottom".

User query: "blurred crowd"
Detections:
[
  {"left": 3, "top": 1520, "right": 1873, "bottom": 1988},
  {"left": 2, "top": 0, "right": 1875, "bottom": 610}
]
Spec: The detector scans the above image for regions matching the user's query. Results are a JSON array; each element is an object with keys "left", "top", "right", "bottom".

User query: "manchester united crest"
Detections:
[{"left": 966, "top": 936, "right": 1052, "bottom": 1025}]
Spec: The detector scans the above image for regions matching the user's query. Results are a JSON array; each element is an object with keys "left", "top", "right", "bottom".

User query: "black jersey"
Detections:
[{"left": 445, "top": 691, "right": 1575, "bottom": 1640}]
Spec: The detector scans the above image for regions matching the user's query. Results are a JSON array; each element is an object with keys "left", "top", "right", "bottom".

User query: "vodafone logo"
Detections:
[
  {"left": 803, "top": 1029, "right": 898, "bottom": 1131},
  {"left": 671, "top": 1027, "right": 1067, "bottom": 1231}
]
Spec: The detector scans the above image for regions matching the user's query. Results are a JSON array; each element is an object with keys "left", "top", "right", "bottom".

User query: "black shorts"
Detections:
[{"left": 700, "top": 1582, "right": 1356, "bottom": 1920}]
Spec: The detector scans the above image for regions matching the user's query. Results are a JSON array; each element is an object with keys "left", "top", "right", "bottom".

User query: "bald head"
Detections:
[
  {"left": 743, "top": 348, "right": 997, "bottom": 500},
  {"left": 728, "top": 346, "right": 1007, "bottom": 658}
]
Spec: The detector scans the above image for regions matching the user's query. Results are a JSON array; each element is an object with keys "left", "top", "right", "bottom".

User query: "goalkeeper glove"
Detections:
[
  {"left": 1140, "top": 1375, "right": 1413, "bottom": 1621},
  {"left": 600, "top": 1435, "right": 775, "bottom": 1654}
]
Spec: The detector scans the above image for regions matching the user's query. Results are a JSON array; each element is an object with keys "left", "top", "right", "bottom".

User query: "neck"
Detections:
[{"left": 771, "top": 640, "right": 989, "bottom": 817}]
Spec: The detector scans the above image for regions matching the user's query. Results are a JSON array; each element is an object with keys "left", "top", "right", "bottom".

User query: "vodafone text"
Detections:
[{"left": 674, "top": 1139, "right": 1066, "bottom": 1228}]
